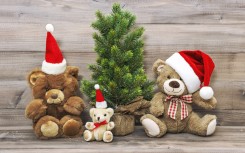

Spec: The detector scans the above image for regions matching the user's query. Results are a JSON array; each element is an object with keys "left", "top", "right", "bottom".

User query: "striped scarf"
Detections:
[{"left": 165, "top": 95, "right": 192, "bottom": 120}]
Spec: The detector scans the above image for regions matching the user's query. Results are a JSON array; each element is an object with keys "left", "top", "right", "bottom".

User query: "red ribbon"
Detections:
[
  {"left": 93, "top": 120, "right": 108, "bottom": 130},
  {"left": 165, "top": 95, "right": 192, "bottom": 120}
]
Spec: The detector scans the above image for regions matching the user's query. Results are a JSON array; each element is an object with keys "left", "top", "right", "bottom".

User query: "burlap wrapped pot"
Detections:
[{"left": 111, "top": 96, "right": 150, "bottom": 136}]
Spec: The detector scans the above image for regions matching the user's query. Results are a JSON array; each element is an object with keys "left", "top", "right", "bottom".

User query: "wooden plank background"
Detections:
[{"left": 0, "top": 0, "right": 245, "bottom": 131}]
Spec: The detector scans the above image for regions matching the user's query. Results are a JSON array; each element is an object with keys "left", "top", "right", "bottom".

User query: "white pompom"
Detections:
[
  {"left": 94, "top": 84, "right": 100, "bottom": 90},
  {"left": 200, "top": 86, "right": 214, "bottom": 100},
  {"left": 46, "top": 24, "right": 54, "bottom": 32}
]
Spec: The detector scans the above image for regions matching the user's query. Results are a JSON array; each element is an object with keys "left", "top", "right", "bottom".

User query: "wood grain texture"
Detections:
[
  {"left": 1, "top": 24, "right": 245, "bottom": 52},
  {"left": 1, "top": 0, "right": 245, "bottom": 52},
  {"left": 0, "top": 126, "right": 244, "bottom": 153},
  {"left": 1, "top": 0, "right": 245, "bottom": 24}
]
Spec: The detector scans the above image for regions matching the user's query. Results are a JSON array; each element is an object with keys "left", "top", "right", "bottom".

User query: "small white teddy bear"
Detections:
[
  {"left": 83, "top": 84, "right": 115, "bottom": 142},
  {"left": 84, "top": 108, "right": 114, "bottom": 142}
]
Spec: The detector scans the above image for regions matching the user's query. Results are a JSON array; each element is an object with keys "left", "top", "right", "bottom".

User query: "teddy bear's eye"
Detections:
[
  {"left": 167, "top": 75, "right": 171, "bottom": 79},
  {"left": 180, "top": 78, "right": 182, "bottom": 81},
  {"left": 104, "top": 114, "right": 107, "bottom": 117},
  {"left": 94, "top": 114, "right": 96, "bottom": 117}
]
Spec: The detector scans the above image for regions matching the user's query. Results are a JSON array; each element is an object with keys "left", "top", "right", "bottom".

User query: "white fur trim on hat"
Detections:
[
  {"left": 94, "top": 84, "right": 100, "bottom": 90},
  {"left": 46, "top": 24, "right": 54, "bottom": 33},
  {"left": 96, "top": 101, "right": 107, "bottom": 109},
  {"left": 42, "top": 59, "right": 67, "bottom": 75},
  {"left": 200, "top": 86, "right": 214, "bottom": 100},
  {"left": 166, "top": 53, "right": 201, "bottom": 93}
]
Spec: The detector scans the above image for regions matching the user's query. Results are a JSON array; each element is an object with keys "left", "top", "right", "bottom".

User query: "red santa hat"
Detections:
[
  {"left": 165, "top": 50, "right": 215, "bottom": 100},
  {"left": 41, "top": 24, "right": 67, "bottom": 75},
  {"left": 94, "top": 84, "right": 107, "bottom": 108}
]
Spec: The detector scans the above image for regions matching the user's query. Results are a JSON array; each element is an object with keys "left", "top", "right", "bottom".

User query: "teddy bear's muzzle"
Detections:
[
  {"left": 163, "top": 79, "right": 185, "bottom": 96},
  {"left": 45, "top": 89, "right": 65, "bottom": 104}
]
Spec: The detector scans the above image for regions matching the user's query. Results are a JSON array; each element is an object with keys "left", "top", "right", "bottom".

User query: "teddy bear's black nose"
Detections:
[
  {"left": 51, "top": 94, "right": 58, "bottom": 99},
  {"left": 169, "top": 81, "right": 180, "bottom": 88},
  {"left": 97, "top": 117, "right": 100, "bottom": 121}
]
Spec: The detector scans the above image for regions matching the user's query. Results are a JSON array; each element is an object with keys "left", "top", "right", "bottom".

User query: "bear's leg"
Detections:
[
  {"left": 60, "top": 115, "right": 83, "bottom": 137},
  {"left": 103, "top": 131, "right": 113, "bottom": 143},
  {"left": 140, "top": 114, "right": 167, "bottom": 138},
  {"left": 34, "top": 115, "right": 62, "bottom": 139},
  {"left": 83, "top": 130, "right": 95, "bottom": 142},
  {"left": 185, "top": 112, "right": 217, "bottom": 136}
]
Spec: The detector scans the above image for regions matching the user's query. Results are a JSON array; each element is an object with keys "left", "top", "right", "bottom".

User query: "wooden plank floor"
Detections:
[{"left": 0, "top": 126, "right": 244, "bottom": 153}]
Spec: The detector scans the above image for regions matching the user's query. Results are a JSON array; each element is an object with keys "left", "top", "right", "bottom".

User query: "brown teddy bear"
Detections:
[
  {"left": 25, "top": 24, "right": 85, "bottom": 139},
  {"left": 140, "top": 50, "right": 217, "bottom": 137},
  {"left": 83, "top": 84, "right": 115, "bottom": 142}
]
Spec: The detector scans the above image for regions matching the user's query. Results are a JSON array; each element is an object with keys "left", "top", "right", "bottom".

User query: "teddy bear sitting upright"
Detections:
[
  {"left": 83, "top": 84, "right": 115, "bottom": 143},
  {"left": 25, "top": 24, "right": 85, "bottom": 139},
  {"left": 141, "top": 50, "right": 217, "bottom": 137}
]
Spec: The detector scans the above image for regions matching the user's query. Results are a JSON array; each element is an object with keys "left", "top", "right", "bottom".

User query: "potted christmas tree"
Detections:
[{"left": 81, "top": 3, "right": 153, "bottom": 136}]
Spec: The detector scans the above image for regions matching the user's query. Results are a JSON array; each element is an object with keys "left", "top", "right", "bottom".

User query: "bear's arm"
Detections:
[
  {"left": 106, "top": 122, "right": 115, "bottom": 131},
  {"left": 85, "top": 122, "right": 95, "bottom": 130},
  {"left": 63, "top": 96, "right": 86, "bottom": 115},
  {"left": 149, "top": 92, "right": 165, "bottom": 117},
  {"left": 192, "top": 91, "right": 217, "bottom": 110},
  {"left": 25, "top": 99, "right": 47, "bottom": 121}
]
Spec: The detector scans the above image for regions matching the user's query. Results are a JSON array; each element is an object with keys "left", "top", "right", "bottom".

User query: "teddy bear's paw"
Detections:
[
  {"left": 141, "top": 114, "right": 167, "bottom": 137},
  {"left": 63, "top": 119, "right": 81, "bottom": 137},
  {"left": 83, "top": 130, "right": 93, "bottom": 141},
  {"left": 107, "top": 122, "right": 115, "bottom": 130},
  {"left": 207, "top": 97, "right": 217, "bottom": 109},
  {"left": 85, "top": 122, "right": 95, "bottom": 130},
  {"left": 64, "top": 97, "right": 85, "bottom": 115},
  {"left": 40, "top": 121, "right": 59, "bottom": 137},
  {"left": 25, "top": 99, "right": 47, "bottom": 120},
  {"left": 206, "top": 119, "right": 217, "bottom": 136},
  {"left": 141, "top": 118, "right": 160, "bottom": 137},
  {"left": 103, "top": 131, "right": 113, "bottom": 143}
]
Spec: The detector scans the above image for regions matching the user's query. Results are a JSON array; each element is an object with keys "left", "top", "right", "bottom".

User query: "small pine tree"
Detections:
[{"left": 81, "top": 3, "right": 153, "bottom": 108}]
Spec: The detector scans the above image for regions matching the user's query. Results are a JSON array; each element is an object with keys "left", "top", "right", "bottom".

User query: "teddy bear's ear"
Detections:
[
  {"left": 27, "top": 69, "right": 45, "bottom": 87},
  {"left": 89, "top": 108, "right": 95, "bottom": 118},
  {"left": 152, "top": 59, "right": 166, "bottom": 75},
  {"left": 106, "top": 108, "right": 114, "bottom": 117},
  {"left": 65, "top": 66, "right": 79, "bottom": 79}
]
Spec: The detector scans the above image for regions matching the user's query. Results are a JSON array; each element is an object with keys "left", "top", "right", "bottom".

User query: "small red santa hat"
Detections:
[
  {"left": 41, "top": 24, "right": 67, "bottom": 75},
  {"left": 166, "top": 50, "right": 215, "bottom": 100},
  {"left": 94, "top": 84, "right": 107, "bottom": 108}
]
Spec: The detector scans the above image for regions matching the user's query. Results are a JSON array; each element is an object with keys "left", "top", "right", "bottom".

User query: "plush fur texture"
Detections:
[
  {"left": 140, "top": 59, "right": 217, "bottom": 137},
  {"left": 84, "top": 108, "right": 114, "bottom": 143},
  {"left": 25, "top": 66, "right": 85, "bottom": 139}
]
